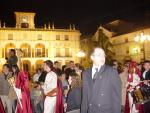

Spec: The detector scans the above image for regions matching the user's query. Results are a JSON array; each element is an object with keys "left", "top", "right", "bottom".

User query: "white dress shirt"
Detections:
[
  {"left": 143, "top": 70, "right": 148, "bottom": 79},
  {"left": 92, "top": 65, "right": 101, "bottom": 79}
]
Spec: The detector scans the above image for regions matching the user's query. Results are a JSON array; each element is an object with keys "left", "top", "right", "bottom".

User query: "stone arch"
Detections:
[
  {"left": 5, "top": 43, "right": 16, "bottom": 57},
  {"left": 35, "top": 60, "right": 44, "bottom": 69}
]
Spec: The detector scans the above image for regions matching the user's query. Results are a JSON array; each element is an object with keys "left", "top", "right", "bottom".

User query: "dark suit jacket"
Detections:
[
  {"left": 143, "top": 70, "right": 150, "bottom": 80},
  {"left": 81, "top": 65, "right": 121, "bottom": 113}
]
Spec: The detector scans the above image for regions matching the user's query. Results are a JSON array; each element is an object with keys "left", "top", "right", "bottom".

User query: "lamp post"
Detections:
[
  {"left": 134, "top": 32, "right": 150, "bottom": 61},
  {"left": 76, "top": 50, "right": 85, "bottom": 65}
]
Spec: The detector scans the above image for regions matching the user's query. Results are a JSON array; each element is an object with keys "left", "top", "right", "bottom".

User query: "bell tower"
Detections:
[{"left": 15, "top": 12, "right": 36, "bottom": 29}]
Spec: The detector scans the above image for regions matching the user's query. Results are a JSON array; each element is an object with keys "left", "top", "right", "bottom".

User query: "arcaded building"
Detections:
[{"left": 0, "top": 12, "right": 81, "bottom": 72}]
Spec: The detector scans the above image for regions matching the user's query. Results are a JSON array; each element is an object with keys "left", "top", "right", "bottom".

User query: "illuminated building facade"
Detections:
[
  {"left": 0, "top": 12, "right": 81, "bottom": 72},
  {"left": 95, "top": 20, "right": 150, "bottom": 63}
]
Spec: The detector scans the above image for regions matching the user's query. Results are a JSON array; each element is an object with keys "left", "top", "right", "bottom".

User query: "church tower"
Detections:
[{"left": 15, "top": 12, "right": 36, "bottom": 29}]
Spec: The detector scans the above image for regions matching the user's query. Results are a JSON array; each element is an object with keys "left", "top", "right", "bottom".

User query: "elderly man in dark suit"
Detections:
[{"left": 81, "top": 47, "right": 121, "bottom": 113}]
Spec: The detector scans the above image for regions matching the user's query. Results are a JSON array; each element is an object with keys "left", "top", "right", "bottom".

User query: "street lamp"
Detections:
[
  {"left": 134, "top": 32, "right": 150, "bottom": 61},
  {"left": 76, "top": 50, "right": 85, "bottom": 64}
]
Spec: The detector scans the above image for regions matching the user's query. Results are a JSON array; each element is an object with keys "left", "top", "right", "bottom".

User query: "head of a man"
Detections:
[
  {"left": 143, "top": 60, "right": 150, "bottom": 71},
  {"left": 2, "top": 64, "right": 11, "bottom": 75},
  {"left": 9, "top": 49, "right": 16, "bottom": 56},
  {"left": 43, "top": 60, "right": 53, "bottom": 72},
  {"left": 69, "top": 61, "right": 75, "bottom": 68},
  {"left": 54, "top": 61, "right": 60, "bottom": 68},
  {"left": 91, "top": 47, "right": 106, "bottom": 66}
]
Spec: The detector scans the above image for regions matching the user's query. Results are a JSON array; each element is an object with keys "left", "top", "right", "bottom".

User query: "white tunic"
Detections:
[{"left": 43, "top": 71, "right": 57, "bottom": 113}]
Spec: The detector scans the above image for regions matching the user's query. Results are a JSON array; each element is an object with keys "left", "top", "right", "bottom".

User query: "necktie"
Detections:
[
  {"left": 93, "top": 68, "right": 98, "bottom": 82},
  {"left": 4, "top": 73, "right": 8, "bottom": 80}
]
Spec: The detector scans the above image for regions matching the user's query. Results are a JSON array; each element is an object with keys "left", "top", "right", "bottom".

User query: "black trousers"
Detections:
[{"left": 144, "top": 101, "right": 150, "bottom": 113}]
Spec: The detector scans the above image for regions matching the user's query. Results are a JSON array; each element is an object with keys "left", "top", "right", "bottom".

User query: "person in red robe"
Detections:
[
  {"left": 15, "top": 71, "right": 33, "bottom": 113},
  {"left": 125, "top": 61, "right": 144, "bottom": 113},
  {"left": 0, "top": 97, "right": 5, "bottom": 113},
  {"left": 55, "top": 79, "right": 64, "bottom": 113},
  {"left": 12, "top": 64, "right": 33, "bottom": 113}
]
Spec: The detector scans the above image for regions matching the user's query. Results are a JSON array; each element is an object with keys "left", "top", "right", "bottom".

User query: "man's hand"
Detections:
[
  {"left": 144, "top": 80, "right": 148, "bottom": 85},
  {"left": 46, "top": 88, "right": 57, "bottom": 97},
  {"left": 64, "top": 103, "right": 67, "bottom": 112}
]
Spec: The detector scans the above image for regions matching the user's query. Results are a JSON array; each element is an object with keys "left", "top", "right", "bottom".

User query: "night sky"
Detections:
[{"left": 0, "top": 0, "right": 150, "bottom": 35}]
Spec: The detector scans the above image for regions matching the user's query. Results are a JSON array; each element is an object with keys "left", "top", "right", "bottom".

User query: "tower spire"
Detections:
[
  {"left": 3, "top": 22, "right": 6, "bottom": 28},
  {"left": 52, "top": 22, "right": 55, "bottom": 29},
  {"left": 48, "top": 22, "right": 51, "bottom": 29},
  {"left": 44, "top": 24, "right": 47, "bottom": 29},
  {"left": 69, "top": 24, "right": 72, "bottom": 30},
  {"left": 73, "top": 24, "right": 75, "bottom": 30}
]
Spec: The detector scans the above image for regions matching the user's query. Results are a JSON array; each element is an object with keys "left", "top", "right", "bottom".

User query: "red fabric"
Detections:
[
  {"left": 55, "top": 80, "right": 64, "bottom": 113},
  {"left": 125, "top": 94, "right": 144, "bottom": 113},
  {"left": 15, "top": 71, "right": 33, "bottom": 113},
  {"left": 0, "top": 98, "right": 5, "bottom": 113},
  {"left": 125, "top": 61, "right": 144, "bottom": 113},
  {"left": 125, "top": 93, "right": 130, "bottom": 113}
]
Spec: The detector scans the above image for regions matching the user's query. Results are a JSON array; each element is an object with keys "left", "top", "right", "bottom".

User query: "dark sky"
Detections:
[{"left": 0, "top": 0, "right": 150, "bottom": 35}]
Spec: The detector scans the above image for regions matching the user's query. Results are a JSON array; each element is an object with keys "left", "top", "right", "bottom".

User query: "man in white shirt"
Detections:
[{"left": 43, "top": 60, "right": 57, "bottom": 113}]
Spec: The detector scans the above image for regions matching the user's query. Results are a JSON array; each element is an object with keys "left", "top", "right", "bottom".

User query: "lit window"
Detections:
[
  {"left": 36, "top": 48, "right": 42, "bottom": 57},
  {"left": 22, "top": 48, "right": 28, "bottom": 57},
  {"left": 8, "top": 34, "right": 13, "bottom": 40},
  {"left": 64, "top": 35, "right": 69, "bottom": 40},
  {"left": 56, "top": 35, "right": 60, "bottom": 40},
  {"left": 56, "top": 48, "right": 61, "bottom": 57},
  {"left": 38, "top": 34, "right": 42, "bottom": 40},
  {"left": 23, "top": 34, "right": 27, "bottom": 39},
  {"left": 65, "top": 48, "right": 70, "bottom": 57}
]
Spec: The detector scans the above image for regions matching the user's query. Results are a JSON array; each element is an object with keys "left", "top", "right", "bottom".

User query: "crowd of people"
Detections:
[
  {"left": 113, "top": 60, "right": 150, "bottom": 113},
  {"left": 0, "top": 48, "right": 150, "bottom": 113}
]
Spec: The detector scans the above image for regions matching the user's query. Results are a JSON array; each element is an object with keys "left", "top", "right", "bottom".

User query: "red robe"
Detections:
[
  {"left": 55, "top": 79, "right": 64, "bottom": 113},
  {"left": 15, "top": 71, "right": 33, "bottom": 113},
  {"left": 125, "top": 71, "right": 144, "bottom": 113},
  {"left": 0, "top": 98, "right": 5, "bottom": 113}
]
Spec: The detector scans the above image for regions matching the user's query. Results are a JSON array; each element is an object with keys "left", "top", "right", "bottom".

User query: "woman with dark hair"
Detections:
[
  {"left": 66, "top": 73, "right": 82, "bottom": 113},
  {"left": 12, "top": 64, "right": 20, "bottom": 75},
  {"left": 43, "top": 60, "right": 63, "bottom": 113},
  {"left": 8, "top": 64, "right": 20, "bottom": 113}
]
